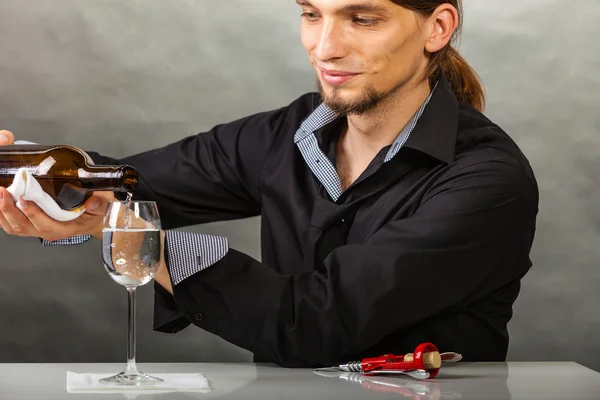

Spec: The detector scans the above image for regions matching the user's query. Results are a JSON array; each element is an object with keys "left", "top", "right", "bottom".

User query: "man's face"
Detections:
[{"left": 298, "top": 0, "right": 430, "bottom": 115}]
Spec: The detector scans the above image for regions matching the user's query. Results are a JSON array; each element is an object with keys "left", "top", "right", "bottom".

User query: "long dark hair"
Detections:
[{"left": 392, "top": 0, "right": 486, "bottom": 111}]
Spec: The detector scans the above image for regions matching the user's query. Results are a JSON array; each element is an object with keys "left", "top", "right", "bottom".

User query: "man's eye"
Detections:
[
  {"left": 353, "top": 17, "right": 379, "bottom": 26},
  {"left": 301, "top": 12, "right": 320, "bottom": 22}
]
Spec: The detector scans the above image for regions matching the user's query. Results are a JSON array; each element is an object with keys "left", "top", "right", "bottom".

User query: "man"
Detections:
[{"left": 0, "top": 0, "right": 538, "bottom": 367}]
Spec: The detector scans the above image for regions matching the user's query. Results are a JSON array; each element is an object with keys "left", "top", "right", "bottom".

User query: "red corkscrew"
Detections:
[{"left": 337, "top": 342, "right": 461, "bottom": 379}]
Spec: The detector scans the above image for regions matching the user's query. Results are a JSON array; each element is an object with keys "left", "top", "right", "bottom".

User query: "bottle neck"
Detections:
[{"left": 80, "top": 165, "right": 138, "bottom": 192}]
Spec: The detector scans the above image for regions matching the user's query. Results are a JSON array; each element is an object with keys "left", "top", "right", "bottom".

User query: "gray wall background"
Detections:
[{"left": 0, "top": 0, "right": 598, "bottom": 371}]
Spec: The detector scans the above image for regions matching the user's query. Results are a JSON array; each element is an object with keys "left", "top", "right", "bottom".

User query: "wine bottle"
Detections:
[{"left": 0, "top": 144, "right": 138, "bottom": 211}]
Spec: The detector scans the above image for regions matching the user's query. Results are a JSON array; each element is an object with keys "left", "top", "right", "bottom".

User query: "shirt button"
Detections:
[
  {"left": 194, "top": 313, "right": 204, "bottom": 321},
  {"left": 336, "top": 218, "right": 345, "bottom": 226}
]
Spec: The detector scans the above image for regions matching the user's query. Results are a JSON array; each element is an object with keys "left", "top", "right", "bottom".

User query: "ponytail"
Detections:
[
  {"left": 437, "top": 46, "right": 486, "bottom": 112},
  {"left": 390, "top": 0, "right": 486, "bottom": 111}
]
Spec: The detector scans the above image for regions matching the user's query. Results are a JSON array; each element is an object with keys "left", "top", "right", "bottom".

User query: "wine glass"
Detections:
[{"left": 100, "top": 200, "right": 163, "bottom": 385}]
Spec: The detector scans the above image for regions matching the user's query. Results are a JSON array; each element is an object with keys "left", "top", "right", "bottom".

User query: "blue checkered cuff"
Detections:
[
  {"left": 164, "top": 230, "right": 228, "bottom": 286},
  {"left": 41, "top": 235, "right": 93, "bottom": 246}
]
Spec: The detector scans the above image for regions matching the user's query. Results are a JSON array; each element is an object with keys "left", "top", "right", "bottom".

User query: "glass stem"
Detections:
[{"left": 126, "top": 287, "right": 138, "bottom": 373}]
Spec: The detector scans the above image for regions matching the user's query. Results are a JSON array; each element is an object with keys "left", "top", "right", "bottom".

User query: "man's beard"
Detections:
[{"left": 316, "top": 76, "right": 384, "bottom": 115}]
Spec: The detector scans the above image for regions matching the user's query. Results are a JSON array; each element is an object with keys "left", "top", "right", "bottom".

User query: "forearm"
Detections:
[
  {"left": 83, "top": 109, "right": 284, "bottom": 231},
  {"left": 151, "top": 229, "right": 230, "bottom": 336}
]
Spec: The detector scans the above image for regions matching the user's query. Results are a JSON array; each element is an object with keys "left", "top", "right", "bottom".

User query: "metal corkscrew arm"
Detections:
[{"left": 338, "top": 360, "right": 364, "bottom": 372}]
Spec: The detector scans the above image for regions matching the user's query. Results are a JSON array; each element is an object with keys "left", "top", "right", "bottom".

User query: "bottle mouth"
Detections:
[{"left": 117, "top": 165, "right": 138, "bottom": 192}]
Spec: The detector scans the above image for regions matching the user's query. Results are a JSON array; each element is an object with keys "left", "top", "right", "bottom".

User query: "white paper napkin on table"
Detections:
[
  {"left": 66, "top": 371, "right": 212, "bottom": 394},
  {"left": 5, "top": 140, "right": 85, "bottom": 221}
]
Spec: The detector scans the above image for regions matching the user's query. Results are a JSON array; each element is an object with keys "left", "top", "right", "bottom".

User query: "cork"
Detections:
[{"left": 403, "top": 351, "right": 442, "bottom": 369}]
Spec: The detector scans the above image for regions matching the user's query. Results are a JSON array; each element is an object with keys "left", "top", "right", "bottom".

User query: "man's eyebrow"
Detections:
[
  {"left": 296, "top": 0, "right": 313, "bottom": 7},
  {"left": 341, "top": 3, "right": 389, "bottom": 13},
  {"left": 296, "top": 0, "right": 389, "bottom": 14}
]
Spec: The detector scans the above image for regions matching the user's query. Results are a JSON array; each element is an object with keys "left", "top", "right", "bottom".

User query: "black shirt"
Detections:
[{"left": 89, "top": 74, "right": 539, "bottom": 367}]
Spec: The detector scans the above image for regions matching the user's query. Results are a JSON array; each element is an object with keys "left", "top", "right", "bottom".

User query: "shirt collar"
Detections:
[
  {"left": 294, "top": 74, "right": 458, "bottom": 165},
  {"left": 401, "top": 74, "right": 458, "bottom": 164}
]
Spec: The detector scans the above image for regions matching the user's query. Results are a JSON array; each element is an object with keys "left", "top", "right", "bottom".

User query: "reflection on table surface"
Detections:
[
  {"left": 314, "top": 370, "right": 463, "bottom": 399},
  {"left": 0, "top": 361, "right": 599, "bottom": 399}
]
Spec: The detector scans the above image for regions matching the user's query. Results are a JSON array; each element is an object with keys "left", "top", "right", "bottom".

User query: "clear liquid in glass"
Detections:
[{"left": 102, "top": 228, "right": 161, "bottom": 289}]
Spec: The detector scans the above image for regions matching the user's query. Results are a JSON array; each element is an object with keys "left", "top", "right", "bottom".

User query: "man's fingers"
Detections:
[
  {"left": 0, "top": 207, "right": 10, "bottom": 232},
  {"left": 0, "top": 189, "right": 35, "bottom": 235},
  {"left": 83, "top": 192, "right": 114, "bottom": 216},
  {"left": 18, "top": 197, "right": 63, "bottom": 237},
  {"left": 0, "top": 130, "right": 15, "bottom": 145},
  {"left": 0, "top": 189, "right": 15, "bottom": 232},
  {"left": 75, "top": 193, "right": 113, "bottom": 238}
]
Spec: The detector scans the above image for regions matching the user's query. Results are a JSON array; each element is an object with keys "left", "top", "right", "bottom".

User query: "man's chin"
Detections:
[
  {"left": 322, "top": 91, "right": 356, "bottom": 104},
  {"left": 316, "top": 76, "right": 381, "bottom": 115},
  {"left": 318, "top": 84, "right": 357, "bottom": 105}
]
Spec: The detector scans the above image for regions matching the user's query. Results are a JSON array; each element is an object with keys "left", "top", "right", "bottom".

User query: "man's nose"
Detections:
[{"left": 315, "top": 20, "right": 348, "bottom": 62}]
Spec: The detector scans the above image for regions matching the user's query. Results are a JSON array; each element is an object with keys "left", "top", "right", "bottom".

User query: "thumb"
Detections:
[
  {"left": 0, "top": 130, "right": 15, "bottom": 145},
  {"left": 83, "top": 192, "right": 113, "bottom": 216}
]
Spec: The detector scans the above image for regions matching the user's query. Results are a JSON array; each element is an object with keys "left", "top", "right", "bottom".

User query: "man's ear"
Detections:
[{"left": 424, "top": 4, "right": 460, "bottom": 53}]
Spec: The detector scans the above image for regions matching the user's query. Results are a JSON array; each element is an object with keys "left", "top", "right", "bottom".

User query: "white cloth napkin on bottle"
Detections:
[
  {"left": 66, "top": 371, "right": 212, "bottom": 394},
  {"left": 5, "top": 140, "right": 85, "bottom": 221}
]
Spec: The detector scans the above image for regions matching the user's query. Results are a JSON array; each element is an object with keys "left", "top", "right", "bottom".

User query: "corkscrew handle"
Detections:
[{"left": 362, "top": 343, "right": 442, "bottom": 378}]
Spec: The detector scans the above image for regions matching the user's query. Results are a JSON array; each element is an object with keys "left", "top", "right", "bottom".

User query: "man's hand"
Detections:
[
  {"left": 0, "top": 130, "right": 14, "bottom": 145},
  {"left": 0, "top": 129, "right": 114, "bottom": 241},
  {"left": 0, "top": 189, "right": 113, "bottom": 241}
]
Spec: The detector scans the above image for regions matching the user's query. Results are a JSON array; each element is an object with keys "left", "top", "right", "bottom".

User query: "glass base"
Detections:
[{"left": 100, "top": 369, "right": 163, "bottom": 386}]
